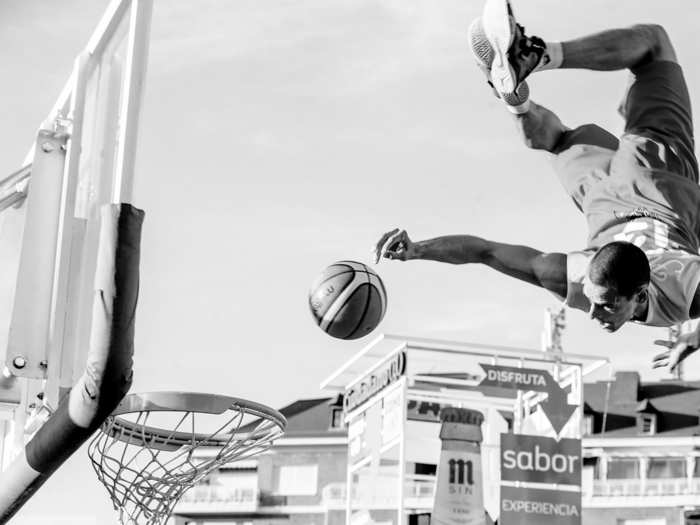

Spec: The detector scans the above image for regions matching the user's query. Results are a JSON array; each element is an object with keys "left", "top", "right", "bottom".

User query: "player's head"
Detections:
[{"left": 583, "top": 241, "right": 650, "bottom": 332}]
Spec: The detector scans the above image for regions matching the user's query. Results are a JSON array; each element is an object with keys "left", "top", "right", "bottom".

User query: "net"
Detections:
[{"left": 87, "top": 392, "right": 286, "bottom": 525}]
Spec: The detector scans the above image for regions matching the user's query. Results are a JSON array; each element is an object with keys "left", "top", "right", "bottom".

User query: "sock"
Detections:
[
  {"left": 534, "top": 42, "right": 563, "bottom": 72},
  {"left": 505, "top": 99, "right": 531, "bottom": 114}
]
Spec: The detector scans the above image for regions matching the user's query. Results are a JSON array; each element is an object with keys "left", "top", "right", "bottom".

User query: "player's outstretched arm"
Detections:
[{"left": 373, "top": 228, "right": 567, "bottom": 300}]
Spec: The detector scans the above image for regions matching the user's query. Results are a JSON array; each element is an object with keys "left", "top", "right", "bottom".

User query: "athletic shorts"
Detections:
[{"left": 552, "top": 60, "right": 698, "bottom": 211}]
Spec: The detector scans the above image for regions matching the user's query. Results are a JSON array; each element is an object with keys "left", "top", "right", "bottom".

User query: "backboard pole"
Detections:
[{"left": 113, "top": 0, "right": 153, "bottom": 204}]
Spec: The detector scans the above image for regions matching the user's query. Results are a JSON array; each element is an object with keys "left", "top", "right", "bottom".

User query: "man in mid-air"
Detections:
[{"left": 374, "top": 0, "right": 700, "bottom": 370}]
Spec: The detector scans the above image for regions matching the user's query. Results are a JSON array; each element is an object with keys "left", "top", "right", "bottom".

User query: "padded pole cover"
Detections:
[{"left": 0, "top": 203, "right": 143, "bottom": 523}]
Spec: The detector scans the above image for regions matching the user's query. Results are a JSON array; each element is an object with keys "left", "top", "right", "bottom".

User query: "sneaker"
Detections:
[
  {"left": 482, "top": 0, "right": 545, "bottom": 94},
  {"left": 468, "top": 17, "right": 530, "bottom": 107}
]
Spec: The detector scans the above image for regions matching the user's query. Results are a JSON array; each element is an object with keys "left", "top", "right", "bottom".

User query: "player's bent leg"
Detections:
[
  {"left": 561, "top": 24, "right": 677, "bottom": 72},
  {"left": 478, "top": 0, "right": 678, "bottom": 96},
  {"left": 513, "top": 102, "right": 567, "bottom": 152},
  {"left": 630, "top": 24, "right": 677, "bottom": 70},
  {"left": 614, "top": 27, "right": 696, "bottom": 182}
]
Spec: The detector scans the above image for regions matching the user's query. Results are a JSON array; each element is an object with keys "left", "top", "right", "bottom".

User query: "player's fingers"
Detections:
[
  {"left": 652, "top": 355, "right": 671, "bottom": 368},
  {"left": 373, "top": 228, "right": 399, "bottom": 263},
  {"left": 670, "top": 351, "right": 684, "bottom": 372},
  {"left": 653, "top": 339, "right": 674, "bottom": 348},
  {"left": 670, "top": 347, "right": 690, "bottom": 372},
  {"left": 674, "top": 343, "right": 690, "bottom": 363},
  {"left": 652, "top": 348, "right": 671, "bottom": 367},
  {"left": 381, "top": 230, "right": 406, "bottom": 260},
  {"left": 652, "top": 351, "right": 669, "bottom": 362}
]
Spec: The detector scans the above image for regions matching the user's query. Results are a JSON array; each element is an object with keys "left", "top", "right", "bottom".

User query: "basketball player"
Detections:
[{"left": 373, "top": 0, "right": 700, "bottom": 371}]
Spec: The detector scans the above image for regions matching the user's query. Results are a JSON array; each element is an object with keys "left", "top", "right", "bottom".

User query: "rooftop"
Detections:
[{"left": 584, "top": 372, "right": 700, "bottom": 437}]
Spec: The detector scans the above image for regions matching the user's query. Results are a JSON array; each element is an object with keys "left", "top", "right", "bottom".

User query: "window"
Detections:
[
  {"left": 647, "top": 458, "right": 686, "bottom": 479},
  {"left": 583, "top": 457, "right": 600, "bottom": 479},
  {"left": 414, "top": 463, "right": 437, "bottom": 476},
  {"left": 607, "top": 458, "right": 640, "bottom": 480},
  {"left": 274, "top": 464, "right": 318, "bottom": 496},
  {"left": 582, "top": 415, "right": 594, "bottom": 436},
  {"left": 330, "top": 408, "right": 344, "bottom": 429},
  {"left": 639, "top": 414, "right": 656, "bottom": 435}
]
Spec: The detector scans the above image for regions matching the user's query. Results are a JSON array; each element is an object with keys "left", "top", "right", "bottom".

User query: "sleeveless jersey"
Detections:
[{"left": 566, "top": 159, "right": 700, "bottom": 327}]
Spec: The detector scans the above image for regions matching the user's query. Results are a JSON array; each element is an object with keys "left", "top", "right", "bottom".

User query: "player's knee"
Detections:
[
  {"left": 632, "top": 24, "right": 677, "bottom": 66},
  {"left": 521, "top": 133, "right": 558, "bottom": 152},
  {"left": 520, "top": 131, "right": 564, "bottom": 152},
  {"left": 515, "top": 104, "right": 566, "bottom": 152}
]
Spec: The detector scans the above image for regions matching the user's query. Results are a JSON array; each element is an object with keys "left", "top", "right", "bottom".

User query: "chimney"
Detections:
[{"left": 609, "top": 371, "right": 640, "bottom": 404}]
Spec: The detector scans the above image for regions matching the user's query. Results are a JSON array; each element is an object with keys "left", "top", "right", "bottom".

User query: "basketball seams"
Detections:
[
  {"left": 320, "top": 274, "right": 366, "bottom": 332},
  {"left": 320, "top": 267, "right": 372, "bottom": 333},
  {"left": 311, "top": 270, "right": 355, "bottom": 295},
  {"left": 347, "top": 279, "right": 374, "bottom": 340},
  {"left": 343, "top": 271, "right": 372, "bottom": 339},
  {"left": 309, "top": 269, "right": 356, "bottom": 323},
  {"left": 308, "top": 264, "right": 355, "bottom": 293},
  {"left": 336, "top": 261, "right": 368, "bottom": 272},
  {"left": 368, "top": 272, "right": 388, "bottom": 318}
]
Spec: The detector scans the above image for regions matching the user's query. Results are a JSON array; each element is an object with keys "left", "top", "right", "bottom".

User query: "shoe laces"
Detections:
[{"left": 513, "top": 23, "right": 545, "bottom": 61}]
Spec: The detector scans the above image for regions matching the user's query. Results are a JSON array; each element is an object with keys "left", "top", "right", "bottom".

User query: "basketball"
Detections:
[{"left": 308, "top": 261, "right": 388, "bottom": 340}]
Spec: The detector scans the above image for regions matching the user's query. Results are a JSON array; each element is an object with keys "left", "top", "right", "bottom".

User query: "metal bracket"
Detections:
[
  {"left": 51, "top": 112, "right": 73, "bottom": 143},
  {"left": 0, "top": 113, "right": 74, "bottom": 214},
  {"left": 0, "top": 164, "right": 32, "bottom": 212}
]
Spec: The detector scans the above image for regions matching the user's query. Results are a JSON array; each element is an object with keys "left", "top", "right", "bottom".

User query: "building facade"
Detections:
[
  {"left": 174, "top": 372, "right": 700, "bottom": 525},
  {"left": 582, "top": 372, "right": 700, "bottom": 525},
  {"left": 173, "top": 397, "right": 348, "bottom": 525}
]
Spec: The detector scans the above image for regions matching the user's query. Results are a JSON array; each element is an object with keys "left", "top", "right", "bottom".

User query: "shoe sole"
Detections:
[
  {"left": 482, "top": 0, "right": 518, "bottom": 94},
  {"left": 468, "top": 18, "right": 494, "bottom": 70}
]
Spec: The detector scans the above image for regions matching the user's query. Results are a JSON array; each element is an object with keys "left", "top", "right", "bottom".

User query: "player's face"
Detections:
[{"left": 582, "top": 278, "right": 639, "bottom": 333}]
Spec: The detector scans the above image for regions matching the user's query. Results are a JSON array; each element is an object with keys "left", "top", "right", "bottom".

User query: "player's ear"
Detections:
[{"left": 635, "top": 286, "right": 648, "bottom": 304}]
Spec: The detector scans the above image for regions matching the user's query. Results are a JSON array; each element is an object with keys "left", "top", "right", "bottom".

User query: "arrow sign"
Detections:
[
  {"left": 540, "top": 385, "right": 577, "bottom": 435},
  {"left": 478, "top": 364, "right": 577, "bottom": 434}
]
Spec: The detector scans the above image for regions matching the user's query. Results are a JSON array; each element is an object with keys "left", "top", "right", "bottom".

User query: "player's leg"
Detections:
[
  {"left": 612, "top": 29, "right": 697, "bottom": 182},
  {"left": 468, "top": 17, "right": 562, "bottom": 151},
  {"left": 561, "top": 24, "right": 676, "bottom": 72},
  {"left": 468, "top": 17, "right": 617, "bottom": 213},
  {"left": 481, "top": 0, "right": 677, "bottom": 94},
  {"left": 511, "top": 102, "right": 566, "bottom": 152},
  {"left": 470, "top": 17, "right": 603, "bottom": 154}
]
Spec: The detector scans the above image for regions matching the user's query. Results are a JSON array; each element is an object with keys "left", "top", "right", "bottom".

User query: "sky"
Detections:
[{"left": 1, "top": 0, "right": 699, "bottom": 523}]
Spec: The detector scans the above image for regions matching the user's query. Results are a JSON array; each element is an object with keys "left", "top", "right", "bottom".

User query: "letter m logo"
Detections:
[{"left": 448, "top": 459, "right": 474, "bottom": 485}]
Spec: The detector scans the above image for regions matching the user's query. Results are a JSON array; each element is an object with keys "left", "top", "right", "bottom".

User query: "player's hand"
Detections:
[
  {"left": 652, "top": 329, "right": 700, "bottom": 372},
  {"left": 373, "top": 228, "right": 416, "bottom": 264}
]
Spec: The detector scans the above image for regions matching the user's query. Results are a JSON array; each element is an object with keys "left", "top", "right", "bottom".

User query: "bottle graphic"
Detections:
[{"left": 431, "top": 408, "right": 487, "bottom": 525}]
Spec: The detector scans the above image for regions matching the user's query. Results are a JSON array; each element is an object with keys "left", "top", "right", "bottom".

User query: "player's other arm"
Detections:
[
  {"left": 653, "top": 284, "right": 700, "bottom": 371},
  {"left": 373, "top": 228, "right": 567, "bottom": 300}
]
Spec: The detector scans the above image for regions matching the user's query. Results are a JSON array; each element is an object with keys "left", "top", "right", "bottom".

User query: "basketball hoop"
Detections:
[{"left": 87, "top": 392, "right": 286, "bottom": 525}]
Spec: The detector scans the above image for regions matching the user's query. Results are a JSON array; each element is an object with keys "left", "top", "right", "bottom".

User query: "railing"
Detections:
[
  {"left": 322, "top": 477, "right": 436, "bottom": 510},
  {"left": 177, "top": 485, "right": 258, "bottom": 508},
  {"left": 403, "top": 475, "right": 435, "bottom": 509},
  {"left": 592, "top": 478, "right": 700, "bottom": 498}
]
